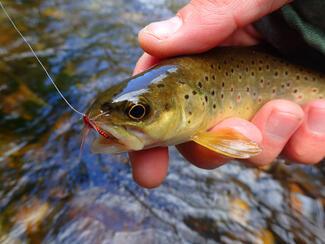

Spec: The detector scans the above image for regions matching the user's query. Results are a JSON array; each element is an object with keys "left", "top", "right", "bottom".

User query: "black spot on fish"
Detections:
[
  {"left": 218, "top": 65, "right": 221, "bottom": 70},
  {"left": 286, "top": 82, "right": 291, "bottom": 87},
  {"left": 210, "top": 64, "right": 215, "bottom": 69},
  {"left": 223, "top": 60, "right": 228, "bottom": 65},
  {"left": 205, "top": 76, "right": 209, "bottom": 81},
  {"left": 266, "top": 64, "right": 270, "bottom": 70},
  {"left": 251, "top": 61, "right": 255, "bottom": 65},
  {"left": 222, "top": 82, "right": 225, "bottom": 87},
  {"left": 258, "top": 67, "right": 262, "bottom": 71},
  {"left": 272, "top": 88, "right": 276, "bottom": 94},
  {"left": 165, "top": 103, "right": 170, "bottom": 110},
  {"left": 239, "top": 75, "right": 242, "bottom": 79},
  {"left": 212, "top": 75, "right": 216, "bottom": 80},
  {"left": 188, "top": 120, "right": 191, "bottom": 124},
  {"left": 236, "top": 64, "right": 240, "bottom": 68},
  {"left": 231, "top": 68, "right": 234, "bottom": 73},
  {"left": 213, "top": 104, "right": 216, "bottom": 109},
  {"left": 192, "top": 90, "right": 197, "bottom": 95},
  {"left": 285, "top": 71, "right": 288, "bottom": 75},
  {"left": 157, "top": 84, "right": 165, "bottom": 88},
  {"left": 221, "top": 94, "right": 224, "bottom": 99},
  {"left": 225, "top": 72, "right": 229, "bottom": 76},
  {"left": 293, "top": 89, "right": 298, "bottom": 93},
  {"left": 296, "top": 75, "right": 300, "bottom": 80},
  {"left": 251, "top": 72, "right": 255, "bottom": 76},
  {"left": 198, "top": 82, "right": 202, "bottom": 88},
  {"left": 274, "top": 71, "right": 278, "bottom": 76},
  {"left": 205, "top": 96, "right": 208, "bottom": 102},
  {"left": 211, "top": 90, "right": 215, "bottom": 96},
  {"left": 246, "top": 87, "right": 250, "bottom": 92},
  {"left": 304, "top": 76, "right": 308, "bottom": 80},
  {"left": 189, "top": 111, "right": 192, "bottom": 115},
  {"left": 259, "top": 60, "right": 263, "bottom": 64},
  {"left": 184, "top": 94, "right": 189, "bottom": 99}
]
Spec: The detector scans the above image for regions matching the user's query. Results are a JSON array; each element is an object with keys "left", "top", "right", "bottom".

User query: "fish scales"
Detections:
[
  {"left": 86, "top": 46, "right": 325, "bottom": 155},
  {"left": 168, "top": 47, "right": 325, "bottom": 126}
]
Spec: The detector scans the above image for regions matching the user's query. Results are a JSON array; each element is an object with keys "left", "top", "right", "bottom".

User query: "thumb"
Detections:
[{"left": 139, "top": 0, "right": 291, "bottom": 57}]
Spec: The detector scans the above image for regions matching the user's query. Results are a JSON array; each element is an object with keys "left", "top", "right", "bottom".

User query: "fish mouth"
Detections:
[{"left": 90, "top": 122, "right": 145, "bottom": 154}]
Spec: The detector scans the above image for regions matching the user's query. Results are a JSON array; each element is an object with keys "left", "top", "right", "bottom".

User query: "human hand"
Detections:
[{"left": 129, "top": 0, "right": 325, "bottom": 188}]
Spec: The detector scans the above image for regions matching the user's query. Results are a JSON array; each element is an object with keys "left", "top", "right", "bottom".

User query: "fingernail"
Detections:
[
  {"left": 307, "top": 107, "right": 325, "bottom": 133},
  {"left": 143, "top": 16, "right": 182, "bottom": 40},
  {"left": 265, "top": 111, "right": 301, "bottom": 140}
]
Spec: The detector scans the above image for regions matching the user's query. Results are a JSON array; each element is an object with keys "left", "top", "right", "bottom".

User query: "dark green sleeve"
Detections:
[{"left": 254, "top": 0, "right": 325, "bottom": 71}]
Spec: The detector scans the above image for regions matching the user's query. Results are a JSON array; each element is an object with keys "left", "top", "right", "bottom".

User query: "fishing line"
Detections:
[{"left": 0, "top": 1, "right": 85, "bottom": 117}]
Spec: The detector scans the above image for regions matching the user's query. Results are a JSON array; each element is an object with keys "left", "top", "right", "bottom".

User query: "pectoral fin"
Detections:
[{"left": 192, "top": 128, "right": 262, "bottom": 159}]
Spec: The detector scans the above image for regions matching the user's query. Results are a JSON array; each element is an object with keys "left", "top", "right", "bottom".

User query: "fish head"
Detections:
[{"left": 85, "top": 64, "right": 184, "bottom": 154}]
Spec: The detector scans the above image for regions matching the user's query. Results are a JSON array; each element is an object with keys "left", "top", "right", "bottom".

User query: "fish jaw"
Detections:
[
  {"left": 91, "top": 137, "right": 128, "bottom": 154},
  {"left": 90, "top": 123, "right": 145, "bottom": 154}
]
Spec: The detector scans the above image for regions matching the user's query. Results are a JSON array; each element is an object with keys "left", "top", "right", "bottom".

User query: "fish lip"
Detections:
[
  {"left": 95, "top": 122, "right": 145, "bottom": 151},
  {"left": 84, "top": 118, "right": 126, "bottom": 150},
  {"left": 84, "top": 118, "right": 118, "bottom": 142}
]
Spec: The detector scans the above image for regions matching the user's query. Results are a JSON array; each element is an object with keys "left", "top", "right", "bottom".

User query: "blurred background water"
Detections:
[{"left": 0, "top": 0, "right": 324, "bottom": 243}]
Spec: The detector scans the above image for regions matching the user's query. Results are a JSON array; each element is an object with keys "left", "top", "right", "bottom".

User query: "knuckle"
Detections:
[{"left": 286, "top": 140, "right": 324, "bottom": 164}]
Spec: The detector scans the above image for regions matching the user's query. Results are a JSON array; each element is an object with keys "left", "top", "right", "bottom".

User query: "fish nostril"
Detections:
[{"left": 100, "top": 102, "right": 112, "bottom": 112}]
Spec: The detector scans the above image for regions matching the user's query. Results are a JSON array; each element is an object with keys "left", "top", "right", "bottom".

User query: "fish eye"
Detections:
[{"left": 127, "top": 103, "right": 148, "bottom": 120}]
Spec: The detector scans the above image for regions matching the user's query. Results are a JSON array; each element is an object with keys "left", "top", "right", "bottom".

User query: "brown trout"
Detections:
[{"left": 84, "top": 46, "right": 325, "bottom": 158}]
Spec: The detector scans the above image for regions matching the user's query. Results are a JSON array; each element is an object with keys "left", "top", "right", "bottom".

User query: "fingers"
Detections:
[
  {"left": 133, "top": 53, "right": 160, "bottom": 75},
  {"left": 249, "top": 100, "right": 304, "bottom": 166},
  {"left": 284, "top": 100, "right": 325, "bottom": 164},
  {"left": 129, "top": 147, "right": 169, "bottom": 188},
  {"left": 176, "top": 118, "right": 262, "bottom": 169},
  {"left": 138, "top": 0, "right": 291, "bottom": 57}
]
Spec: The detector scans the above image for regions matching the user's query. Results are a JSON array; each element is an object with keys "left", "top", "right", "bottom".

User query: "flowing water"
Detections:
[{"left": 0, "top": 1, "right": 324, "bottom": 243}]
